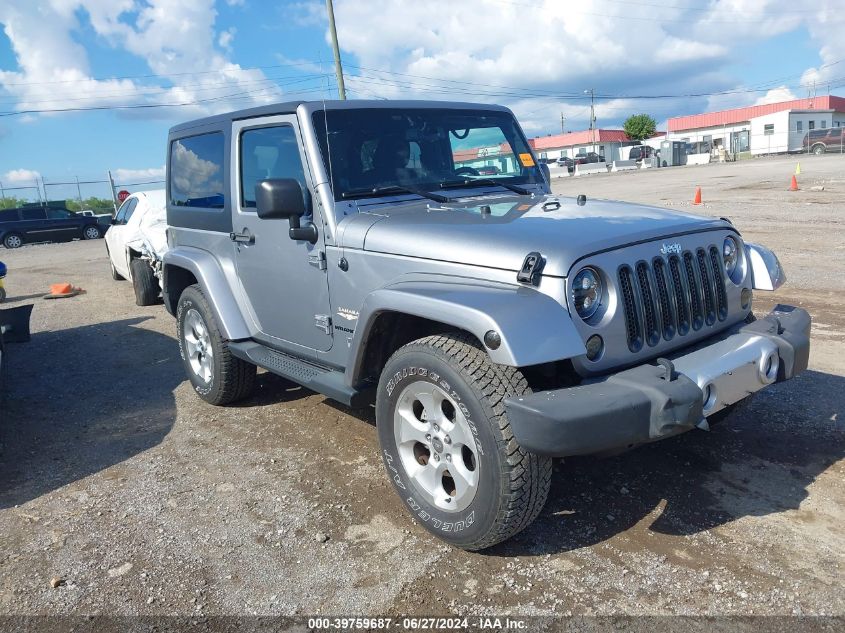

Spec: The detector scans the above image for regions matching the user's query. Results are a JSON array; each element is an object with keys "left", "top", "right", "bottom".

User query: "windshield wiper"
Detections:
[
  {"left": 439, "top": 178, "right": 532, "bottom": 196},
  {"left": 341, "top": 185, "right": 448, "bottom": 203}
]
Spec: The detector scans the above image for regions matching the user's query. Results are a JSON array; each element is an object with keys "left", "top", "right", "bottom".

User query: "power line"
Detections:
[
  {"left": 0, "top": 59, "right": 326, "bottom": 88},
  {"left": 0, "top": 74, "right": 329, "bottom": 107},
  {"left": 0, "top": 83, "right": 336, "bottom": 117}
]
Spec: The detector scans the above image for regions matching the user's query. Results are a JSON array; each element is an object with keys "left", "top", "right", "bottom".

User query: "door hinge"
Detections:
[
  {"left": 315, "top": 314, "right": 332, "bottom": 334},
  {"left": 308, "top": 250, "right": 327, "bottom": 270}
]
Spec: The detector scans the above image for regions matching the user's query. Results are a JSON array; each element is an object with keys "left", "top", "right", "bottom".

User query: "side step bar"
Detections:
[{"left": 228, "top": 340, "right": 373, "bottom": 408}]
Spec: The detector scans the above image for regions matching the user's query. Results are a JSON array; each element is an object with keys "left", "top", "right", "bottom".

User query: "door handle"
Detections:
[{"left": 230, "top": 228, "right": 254, "bottom": 244}]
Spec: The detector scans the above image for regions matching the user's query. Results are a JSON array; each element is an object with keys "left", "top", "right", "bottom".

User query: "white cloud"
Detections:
[
  {"left": 755, "top": 87, "right": 798, "bottom": 105},
  {"left": 113, "top": 166, "right": 165, "bottom": 182},
  {"left": 218, "top": 27, "right": 236, "bottom": 51},
  {"left": 1, "top": 168, "right": 40, "bottom": 184},
  {"left": 325, "top": 0, "right": 845, "bottom": 132},
  {"left": 0, "top": 0, "right": 283, "bottom": 119}
]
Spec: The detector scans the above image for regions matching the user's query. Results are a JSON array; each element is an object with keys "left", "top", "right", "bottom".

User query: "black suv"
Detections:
[{"left": 0, "top": 205, "right": 107, "bottom": 249}]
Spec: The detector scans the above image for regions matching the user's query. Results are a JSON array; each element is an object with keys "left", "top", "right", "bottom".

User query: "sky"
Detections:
[{"left": 0, "top": 0, "right": 843, "bottom": 203}]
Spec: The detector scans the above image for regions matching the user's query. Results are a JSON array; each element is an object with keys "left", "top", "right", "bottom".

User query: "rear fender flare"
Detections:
[{"left": 162, "top": 247, "right": 250, "bottom": 340}]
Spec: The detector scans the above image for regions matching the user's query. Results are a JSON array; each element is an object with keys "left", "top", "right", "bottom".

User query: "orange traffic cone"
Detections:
[
  {"left": 789, "top": 175, "right": 799, "bottom": 191},
  {"left": 692, "top": 187, "right": 702, "bottom": 205}
]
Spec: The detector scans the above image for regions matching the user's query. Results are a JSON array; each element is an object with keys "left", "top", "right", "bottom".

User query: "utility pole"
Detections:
[
  {"left": 560, "top": 112, "right": 566, "bottom": 134},
  {"left": 325, "top": 0, "right": 346, "bottom": 100},
  {"left": 585, "top": 89, "right": 596, "bottom": 149},
  {"left": 107, "top": 170, "right": 118, "bottom": 212}
]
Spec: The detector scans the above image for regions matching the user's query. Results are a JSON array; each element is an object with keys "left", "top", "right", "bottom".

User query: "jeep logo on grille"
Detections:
[{"left": 660, "top": 242, "right": 682, "bottom": 256}]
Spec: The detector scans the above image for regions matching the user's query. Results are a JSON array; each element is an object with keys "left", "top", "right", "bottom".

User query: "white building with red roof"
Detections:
[
  {"left": 529, "top": 129, "right": 634, "bottom": 163},
  {"left": 668, "top": 95, "right": 845, "bottom": 156}
]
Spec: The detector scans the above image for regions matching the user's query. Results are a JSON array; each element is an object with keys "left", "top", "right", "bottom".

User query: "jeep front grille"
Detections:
[{"left": 619, "top": 246, "right": 728, "bottom": 353}]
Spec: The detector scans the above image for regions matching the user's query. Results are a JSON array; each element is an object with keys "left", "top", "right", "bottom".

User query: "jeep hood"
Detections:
[{"left": 347, "top": 194, "right": 731, "bottom": 277}]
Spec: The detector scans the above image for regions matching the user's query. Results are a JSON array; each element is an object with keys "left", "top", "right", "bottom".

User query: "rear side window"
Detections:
[
  {"left": 0, "top": 209, "right": 18, "bottom": 222},
  {"left": 169, "top": 132, "right": 225, "bottom": 208},
  {"left": 20, "top": 208, "right": 46, "bottom": 220}
]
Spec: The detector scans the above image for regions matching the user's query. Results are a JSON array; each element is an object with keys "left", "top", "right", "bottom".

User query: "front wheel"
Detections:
[
  {"left": 3, "top": 233, "right": 22, "bottom": 249},
  {"left": 83, "top": 225, "right": 102, "bottom": 240},
  {"left": 130, "top": 258, "right": 159, "bottom": 306},
  {"left": 376, "top": 333, "right": 551, "bottom": 550},
  {"left": 176, "top": 284, "right": 256, "bottom": 405}
]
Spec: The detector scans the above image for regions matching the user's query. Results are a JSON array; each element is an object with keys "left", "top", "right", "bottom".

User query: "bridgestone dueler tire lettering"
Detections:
[
  {"left": 176, "top": 284, "right": 256, "bottom": 405},
  {"left": 376, "top": 332, "right": 552, "bottom": 550}
]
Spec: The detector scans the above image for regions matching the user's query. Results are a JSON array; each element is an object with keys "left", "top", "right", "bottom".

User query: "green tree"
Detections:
[
  {"left": 0, "top": 196, "right": 26, "bottom": 210},
  {"left": 65, "top": 197, "right": 115, "bottom": 213},
  {"left": 623, "top": 114, "right": 658, "bottom": 141}
]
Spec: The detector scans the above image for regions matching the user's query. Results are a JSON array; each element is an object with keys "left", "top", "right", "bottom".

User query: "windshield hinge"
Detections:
[
  {"left": 315, "top": 314, "right": 332, "bottom": 334},
  {"left": 517, "top": 252, "right": 545, "bottom": 286},
  {"left": 308, "top": 250, "right": 327, "bottom": 270}
]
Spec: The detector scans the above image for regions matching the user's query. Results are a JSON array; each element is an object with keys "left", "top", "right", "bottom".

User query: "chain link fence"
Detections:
[{"left": 0, "top": 171, "right": 164, "bottom": 215}]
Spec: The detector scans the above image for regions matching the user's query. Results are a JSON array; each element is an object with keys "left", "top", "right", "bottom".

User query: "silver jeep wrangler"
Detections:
[{"left": 163, "top": 100, "right": 810, "bottom": 550}]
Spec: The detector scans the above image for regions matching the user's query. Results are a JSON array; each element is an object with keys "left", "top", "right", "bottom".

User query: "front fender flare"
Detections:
[
  {"left": 162, "top": 247, "right": 251, "bottom": 340},
  {"left": 346, "top": 280, "right": 586, "bottom": 387}
]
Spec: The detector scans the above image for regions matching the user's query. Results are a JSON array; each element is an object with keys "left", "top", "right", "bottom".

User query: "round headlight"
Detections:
[
  {"left": 571, "top": 267, "right": 602, "bottom": 321},
  {"left": 723, "top": 236, "right": 740, "bottom": 280}
]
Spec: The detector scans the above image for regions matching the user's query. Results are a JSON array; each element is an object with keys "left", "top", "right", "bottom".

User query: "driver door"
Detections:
[{"left": 231, "top": 115, "right": 333, "bottom": 354}]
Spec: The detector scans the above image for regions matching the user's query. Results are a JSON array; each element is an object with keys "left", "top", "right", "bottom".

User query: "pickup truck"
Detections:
[{"left": 160, "top": 100, "right": 810, "bottom": 550}]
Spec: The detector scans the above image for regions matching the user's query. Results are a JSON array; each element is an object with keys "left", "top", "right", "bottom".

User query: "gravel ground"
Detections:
[{"left": 0, "top": 154, "right": 843, "bottom": 621}]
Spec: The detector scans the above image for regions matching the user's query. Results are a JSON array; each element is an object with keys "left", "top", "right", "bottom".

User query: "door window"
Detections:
[
  {"left": 122, "top": 199, "right": 138, "bottom": 222},
  {"left": 114, "top": 198, "right": 132, "bottom": 223},
  {"left": 47, "top": 208, "right": 73, "bottom": 219},
  {"left": 20, "top": 208, "right": 46, "bottom": 220},
  {"left": 115, "top": 199, "right": 137, "bottom": 224},
  {"left": 239, "top": 125, "right": 308, "bottom": 209}
]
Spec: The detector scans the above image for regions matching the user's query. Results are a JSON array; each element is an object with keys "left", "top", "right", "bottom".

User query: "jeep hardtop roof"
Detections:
[{"left": 168, "top": 99, "right": 513, "bottom": 135}]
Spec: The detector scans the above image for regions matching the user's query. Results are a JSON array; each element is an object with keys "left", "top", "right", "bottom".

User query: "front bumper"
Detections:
[{"left": 505, "top": 305, "right": 811, "bottom": 457}]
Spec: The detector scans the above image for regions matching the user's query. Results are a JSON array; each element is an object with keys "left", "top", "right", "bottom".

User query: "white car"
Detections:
[{"left": 105, "top": 189, "right": 168, "bottom": 306}]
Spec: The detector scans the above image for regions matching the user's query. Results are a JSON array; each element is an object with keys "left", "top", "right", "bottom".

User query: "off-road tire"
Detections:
[
  {"left": 130, "top": 258, "right": 159, "bottom": 306},
  {"left": 83, "top": 225, "right": 101, "bottom": 240},
  {"left": 376, "top": 332, "right": 552, "bottom": 550},
  {"left": 176, "top": 284, "right": 255, "bottom": 405},
  {"left": 3, "top": 233, "right": 22, "bottom": 249}
]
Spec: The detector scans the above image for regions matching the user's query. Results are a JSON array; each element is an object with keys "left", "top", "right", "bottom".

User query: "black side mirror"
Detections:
[
  {"left": 110, "top": 217, "right": 118, "bottom": 225},
  {"left": 255, "top": 179, "right": 317, "bottom": 243},
  {"left": 255, "top": 178, "right": 307, "bottom": 219}
]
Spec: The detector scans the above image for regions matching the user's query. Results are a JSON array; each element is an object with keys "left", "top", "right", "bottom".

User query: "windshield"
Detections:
[{"left": 312, "top": 108, "right": 542, "bottom": 201}]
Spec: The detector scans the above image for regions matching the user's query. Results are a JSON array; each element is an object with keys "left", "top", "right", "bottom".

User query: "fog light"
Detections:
[
  {"left": 741, "top": 287, "right": 752, "bottom": 310},
  {"left": 585, "top": 334, "right": 603, "bottom": 361},
  {"left": 484, "top": 330, "right": 501, "bottom": 350}
]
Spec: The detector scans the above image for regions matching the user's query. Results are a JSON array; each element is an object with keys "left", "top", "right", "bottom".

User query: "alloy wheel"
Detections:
[{"left": 393, "top": 380, "right": 480, "bottom": 512}]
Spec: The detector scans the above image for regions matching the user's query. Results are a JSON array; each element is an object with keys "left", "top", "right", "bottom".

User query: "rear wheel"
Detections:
[
  {"left": 376, "top": 332, "right": 551, "bottom": 550},
  {"left": 3, "top": 233, "right": 22, "bottom": 249},
  {"left": 176, "top": 284, "right": 256, "bottom": 405},
  {"left": 812, "top": 144, "right": 825, "bottom": 155},
  {"left": 130, "top": 258, "right": 159, "bottom": 306},
  {"left": 83, "top": 225, "right": 101, "bottom": 240}
]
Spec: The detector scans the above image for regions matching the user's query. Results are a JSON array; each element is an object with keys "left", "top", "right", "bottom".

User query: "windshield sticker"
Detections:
[{"left": 518, "top": 153, "right": 535, "bottom": 167}]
